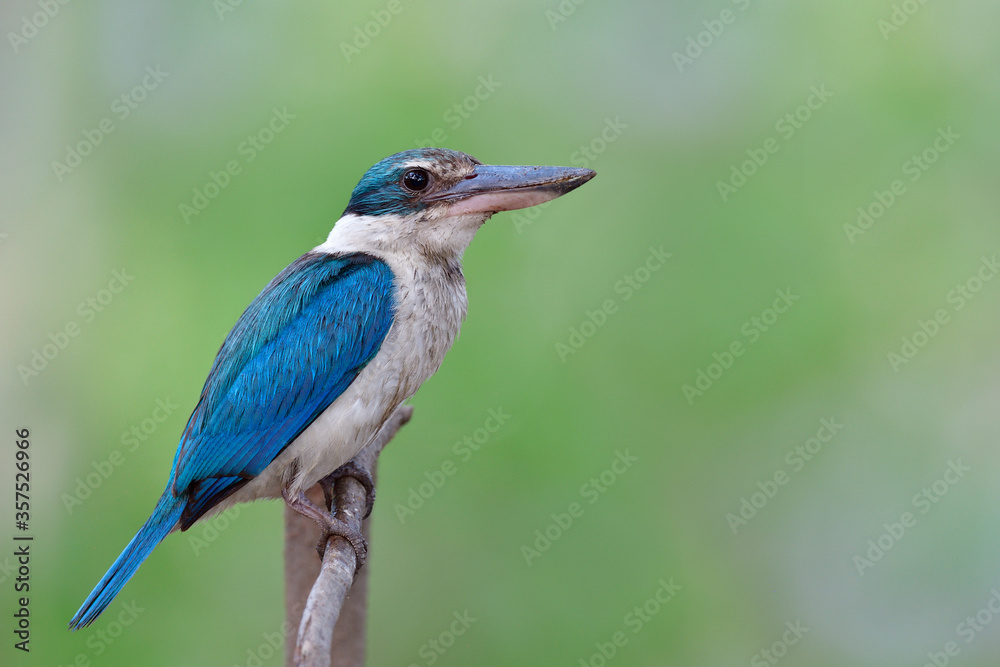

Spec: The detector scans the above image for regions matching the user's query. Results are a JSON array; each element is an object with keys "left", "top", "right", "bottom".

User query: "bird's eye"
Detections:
[{"left": 402, "top": 168, "right": 430, "bottom": 192}]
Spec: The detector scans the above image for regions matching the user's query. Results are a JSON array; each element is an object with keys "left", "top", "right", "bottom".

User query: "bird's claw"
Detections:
[
  {"left": 315, "top": 517, "right": 368, "bottom": 569},
  {"left": 281, "top": 488, "right": 368, "bottom": 574},
  {"left": 320, "top": 461, "right": 376, "bottom": 519}
]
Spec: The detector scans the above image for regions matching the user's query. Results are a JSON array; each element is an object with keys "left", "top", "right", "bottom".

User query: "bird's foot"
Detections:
[
  {"left": 319, "top": 461, "right": 376, "bottom": 519},
  {"left": 315, "top": 519, "right": 368, "bottom": 568},
  {"left": 281, "top": 488, "right": 368, "bottom": 571}
]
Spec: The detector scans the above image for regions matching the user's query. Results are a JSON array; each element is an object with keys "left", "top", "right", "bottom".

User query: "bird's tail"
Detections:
[{"left": 68, "top": 491, "right": 185, "bottom": 630}]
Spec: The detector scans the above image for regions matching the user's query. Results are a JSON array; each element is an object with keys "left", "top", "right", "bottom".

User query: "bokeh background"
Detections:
[{"left": 3, "top": 1, "right": 1000, "bottom": 665}]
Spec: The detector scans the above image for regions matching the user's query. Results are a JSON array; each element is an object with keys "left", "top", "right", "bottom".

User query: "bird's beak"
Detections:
[{"left": 428, "top": 164, "right": 596, "bottom": 215}]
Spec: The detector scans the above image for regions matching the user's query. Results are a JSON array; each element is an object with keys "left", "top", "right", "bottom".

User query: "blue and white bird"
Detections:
[{"left": 69, "top": 148, "right": 595, "bottom": 629}]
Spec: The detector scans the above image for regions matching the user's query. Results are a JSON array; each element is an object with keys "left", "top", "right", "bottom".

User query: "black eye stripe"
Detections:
[{"left": 402, "top": 168, "right": 430, "bottom": 192}]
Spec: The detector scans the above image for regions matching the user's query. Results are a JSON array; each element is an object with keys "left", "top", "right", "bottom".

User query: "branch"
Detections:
[{"left": 285, "top": 405, "right": 414, "bottom": 667}]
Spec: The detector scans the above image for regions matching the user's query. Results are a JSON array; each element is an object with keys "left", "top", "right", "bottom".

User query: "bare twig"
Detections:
[{"left": 285, "top": 405, "right": 414, "bottom": 667}]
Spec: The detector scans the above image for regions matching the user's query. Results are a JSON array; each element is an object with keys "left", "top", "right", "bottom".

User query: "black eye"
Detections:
[{"left": 402, "top": 168, "right": 430, "bottom": 192}]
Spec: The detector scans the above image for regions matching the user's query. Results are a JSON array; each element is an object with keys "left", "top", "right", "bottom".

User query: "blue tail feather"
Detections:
[{"left": 69, "top": 492, "right": 185, "bottom": 630}]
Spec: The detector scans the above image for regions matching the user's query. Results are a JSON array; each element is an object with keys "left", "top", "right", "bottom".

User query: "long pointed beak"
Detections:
[{"left": 428, "top": 164, "right": 596, "bottom": 215}]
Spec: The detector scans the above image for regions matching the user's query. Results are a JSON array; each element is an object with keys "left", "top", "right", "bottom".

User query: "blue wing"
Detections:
[{"left": 167, "top": 251, "right": 395, "bottom": 529}]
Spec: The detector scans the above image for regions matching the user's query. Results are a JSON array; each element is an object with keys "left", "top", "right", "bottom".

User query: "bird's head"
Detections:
[{"left": 326, "top": 148, "right": 595, "bottom": 260}]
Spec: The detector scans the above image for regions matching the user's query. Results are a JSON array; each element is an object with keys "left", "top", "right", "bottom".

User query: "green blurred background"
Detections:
[{"left": 3, "top": 1, "right": 1000, "bottom": 665}]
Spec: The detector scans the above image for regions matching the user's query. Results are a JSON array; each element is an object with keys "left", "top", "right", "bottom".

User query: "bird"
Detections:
[{"left": 68, "top": 147, "right": 595, "bottom": 629}]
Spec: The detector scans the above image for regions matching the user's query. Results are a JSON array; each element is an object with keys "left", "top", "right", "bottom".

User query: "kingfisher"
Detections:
[{"left": 69, "top": 148, "right": 595, "bottom": 629}]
